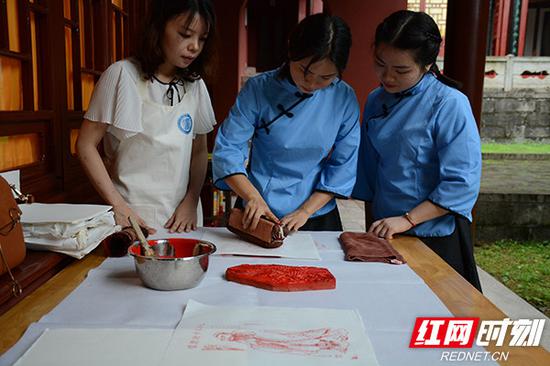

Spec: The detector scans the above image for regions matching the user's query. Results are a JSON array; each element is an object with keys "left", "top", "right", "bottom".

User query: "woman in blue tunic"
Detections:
[
  {"left": 353, "top": 10, "right": 482, "bottom": 290},
  {"left": 213, "top": 14, "right": 360, "bottom": 232}
]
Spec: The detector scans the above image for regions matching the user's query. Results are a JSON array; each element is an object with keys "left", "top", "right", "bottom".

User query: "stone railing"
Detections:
[
  {"left": 480, "top": 57, "right": 550, "bottom": 142},
  {"left": 483, "top": 56, "right": 550, "bottom": 91}
]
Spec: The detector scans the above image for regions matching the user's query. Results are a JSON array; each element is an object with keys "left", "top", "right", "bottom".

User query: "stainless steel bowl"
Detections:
[{"left": 128, "top": 238, "right": 216, "bottom": 291}]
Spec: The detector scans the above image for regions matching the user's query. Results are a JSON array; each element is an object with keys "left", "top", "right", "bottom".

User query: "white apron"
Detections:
[{"left": 105, "top": 76, "right": 203, "bottom": 229}]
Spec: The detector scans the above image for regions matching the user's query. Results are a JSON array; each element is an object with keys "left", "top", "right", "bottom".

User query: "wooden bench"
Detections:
[{"left": 0, "top": 251, "right": 73, "bottom": 316}]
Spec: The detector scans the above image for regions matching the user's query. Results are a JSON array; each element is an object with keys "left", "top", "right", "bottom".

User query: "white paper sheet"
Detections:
[
  {"left": 201, "top": 228, "right": 321, "bottom": 260},
  {"left": 13, "top": 299, "right": 380, "bottom": 366},
  {"left": 0, "top": 170, "right": 20, "bottom": 193},
  {"left": 13, "top": 328, "right": 174, "bottom": 366},
  {"left": 1, "top": 231, "right": 499, "bottom": 366},
  {"left": 163, "top": 300, "right": 379, "bottom": 366},
  {"left": 32, "top": 257, "right": 447, "bottom": 332},
  {"left": 19, "top": 203, "right": 112, "bottom": 224}
]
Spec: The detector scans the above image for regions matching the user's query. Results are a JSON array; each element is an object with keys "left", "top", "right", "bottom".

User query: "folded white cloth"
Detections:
[
  {"left": 25, "top": 224, "right": 118, "bottom": 259},
  {"left": 23, "top": 211, "right": 116, "bottom": 240},
  {"left": 22, "top": 208, "right": 118, "bottom": 259}
]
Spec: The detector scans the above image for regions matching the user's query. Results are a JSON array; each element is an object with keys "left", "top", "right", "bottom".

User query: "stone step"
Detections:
[
  {"left": 476, "top": 192, "right": 550, "bottom": 242},
  {"left": 481, "top": 160, "right": 550, "bottom": 195},
  {"left": 483, "top": 152, "right": 550, "bottom": 160}
]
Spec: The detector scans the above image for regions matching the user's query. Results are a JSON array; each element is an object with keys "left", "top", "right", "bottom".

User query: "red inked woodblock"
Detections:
[{"left": 225, "top": 264, "right": 336, "bottom": 291}]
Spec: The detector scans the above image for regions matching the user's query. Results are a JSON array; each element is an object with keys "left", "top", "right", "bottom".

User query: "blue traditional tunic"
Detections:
[
  {"left": 213, "top": 69, "right": 360, "bottom": 219},
  {"left": 353, "top": 73, "right": 481, "bottom": 237}
]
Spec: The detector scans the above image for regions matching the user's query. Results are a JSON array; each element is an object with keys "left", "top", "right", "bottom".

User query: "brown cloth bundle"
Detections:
[
  {"left": 101, "top": 226, "right": 149, "bottom": 257},
  {"left": 338, "top": 232, "right": 406, "bottom": 265},
  {"left": 227, "top": 208, "right": 288, "bottom": 249}
]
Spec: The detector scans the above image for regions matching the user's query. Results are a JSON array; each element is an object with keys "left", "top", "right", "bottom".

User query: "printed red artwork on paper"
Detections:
[
  {"left": 225, "top": 264, "right": 336, "bottom": 291},
  {"left": 209, "top": 328, "right": 349, "bottom": 357}
]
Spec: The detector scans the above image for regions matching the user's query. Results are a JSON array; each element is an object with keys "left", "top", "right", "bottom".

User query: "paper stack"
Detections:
[{"left": 20, "top": 203, "right": 118, "bottom": 259}]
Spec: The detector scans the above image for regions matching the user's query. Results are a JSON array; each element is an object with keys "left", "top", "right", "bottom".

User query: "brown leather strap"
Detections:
[
  {"left": 0, "top": 242, "right": 23, "bottom": 297},
  {"left": 0, "top": 207, "right": 21, "bottom": 236},
  {"left": 9, "top": 184, "right": 34, "bottom": 204}
]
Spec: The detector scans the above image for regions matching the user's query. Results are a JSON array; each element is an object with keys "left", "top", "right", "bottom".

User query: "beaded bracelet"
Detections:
[{"left": 404, "top": 212, "right": 417, "bottom": 227}]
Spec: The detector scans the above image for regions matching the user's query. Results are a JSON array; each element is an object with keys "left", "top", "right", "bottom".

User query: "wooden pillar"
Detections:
[
  {"left": 444, "top": 0, "right": 490, "bottom": 126},
  {"left": 420, "top": 0, "right": 427, "bottom": 12},
  {"left": 508, "top": 0, "right": 523, "bottom": 55},
  {"left": 298, "top": 0, "right": 307, "bottom": 21},
  {"left": 47, "top": 0, "right": 68, "bottom": 186},
  {"left": 493, "top": 0, "right": 511, "bottom": 56},
  {"left": 210, "top": 0, "right": 247, "bottom": 145},
  {"left": 517, "top": 0, "right": 529, "bottom": 56},
  {"left": 127, "top": 0, "right": 148, "bottom": 57},
  {"left": 310, "top": 0, "right": 323, "bottom": 15},
  {"left": 94, "top": 0, "right": 112, "bottom": 71},
  {"left": 322, "top": 0, "right": 407, "bottom": 112}
]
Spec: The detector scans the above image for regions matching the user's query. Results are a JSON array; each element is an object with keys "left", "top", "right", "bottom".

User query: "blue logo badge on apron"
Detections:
[{"left": 177, "top": 113, "right": 193, "bottom": 134}]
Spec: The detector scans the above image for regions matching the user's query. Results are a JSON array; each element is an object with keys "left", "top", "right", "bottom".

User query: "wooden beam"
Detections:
[
  {"left": 71, "top": 0, "right": 82, "bottom": 111},
  {"left": 83, "top": 0, "right": 93, "bottom": 69},
  {"left": 0, "top": 49, "right": 31, "bottom": 61},
  {"left": 18, "top": 0, "right": 34, "bottom": 110},
  {"left": 420, "top": 0, "right": 426, "bottom": 12},
  {"left": 45, "top": 0, "right": 68, "bottom": 189},
  {"left": 444, "top": 0, "right": 490, "bottom": 126},
  {"left": 0, "top": 110, "right": 54, "bottom": 122},
  {"left": 517, "top": 0, "right": 529, "bottom": 55},
  {"left": 494, "top": 0, "right": 511, "bottom": 55},
  {"left": 0, "top": 0, "right": 8, "bottom": 49},
  {"left": 93, "top": 0, "right": 111, "bottom": 71},
  {"left": 114, "top": 10, "right": 122, "bottom": 60}
]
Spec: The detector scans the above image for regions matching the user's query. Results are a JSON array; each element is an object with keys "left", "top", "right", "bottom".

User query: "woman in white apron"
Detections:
[{"left": 76, "top": 0, "right": 216, "bottom": 234}]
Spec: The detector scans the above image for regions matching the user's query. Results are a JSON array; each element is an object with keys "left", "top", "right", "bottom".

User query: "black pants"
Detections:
[
  {"left": 235, "top": 198, "right": 342, "bottom": 232},
  {"left": 418, "top": 216, "right": 482, "bottom": 292},
  {"left": 299, "top": 207, "right": 343, "bottom": 232}
]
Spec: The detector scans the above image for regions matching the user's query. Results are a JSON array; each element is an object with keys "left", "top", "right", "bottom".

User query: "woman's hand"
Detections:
[
  {"left": 281, "top": 208, "right": 311, "bottom": 232},
  {"left": 280, "top": 192, "right": 331, "bottom": 232},
  {"left": 77, "top": 120, "right": 158, "bottom": 234},
  {"left": 165, "top": 198, "right": 198, "bottom": 233},
  {"left": 243, "top": 195, "right": 279, "bottom": 231},
  {"left": 112, "top": 204, "right": 156, "bottom": 235},
  {"left": 223, "top": 175, "right": 279, "bottom": 231},
  {"left": 368, "top": 215, "right": 412, "bottom": 239}
]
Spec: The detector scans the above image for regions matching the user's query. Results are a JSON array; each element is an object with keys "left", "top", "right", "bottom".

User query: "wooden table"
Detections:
[
  {"left": 392, "top": 236, "right": 550, "bottom": 365},
  {"left": 1, "top": 236, "right": 549, "bottom": 365}
]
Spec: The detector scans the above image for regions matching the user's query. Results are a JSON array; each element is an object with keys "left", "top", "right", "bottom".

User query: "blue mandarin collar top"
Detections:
[{"left": 353, "top": 73, "right": 481, "bottom": 237}]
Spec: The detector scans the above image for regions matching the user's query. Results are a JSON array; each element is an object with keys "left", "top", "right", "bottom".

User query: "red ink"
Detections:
[
  {"left": 484, "top": 70, "right": 497, "bottom": 79},
  {"left": 520, "top": 70, "right": 549, "bottom": 79},
  {"left": 187, "top": 323, "right": 206, "bottom": 349},
  {"left": 211, "top": 328, "right": 349, "bottom": 357},
  {"left": 201, "top": 345, "right": 245, "bottom": 351}
]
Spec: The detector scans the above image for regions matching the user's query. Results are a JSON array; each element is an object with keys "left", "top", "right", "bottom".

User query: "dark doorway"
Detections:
[
  {"left": 541, "top": 10, "right": 550, "bottom": 55},
  {"left": 247, "top": 0, "right": 300, "bottom": 72}
]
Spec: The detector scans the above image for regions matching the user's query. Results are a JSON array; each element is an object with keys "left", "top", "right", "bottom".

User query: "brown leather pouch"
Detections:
[
  {"left": 227, "top": 208, "right": 287, "bottom": 248},
  {"left": 0, "top": 176, "right": 26, "bottom": 296},
  {"left": 101, "top": 226, "right": 149, "bottom": 257}
]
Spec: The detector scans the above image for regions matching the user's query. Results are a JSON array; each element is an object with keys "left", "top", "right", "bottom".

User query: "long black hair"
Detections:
[
  {"left": 134, "top": 0, "right": 217, "bottom": 82},
  {"left": 279, "top": 13, "right": 352, "bottom": 80},
  {"left": 375, "top": 10, "right": 460, "bottom": 89}
]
